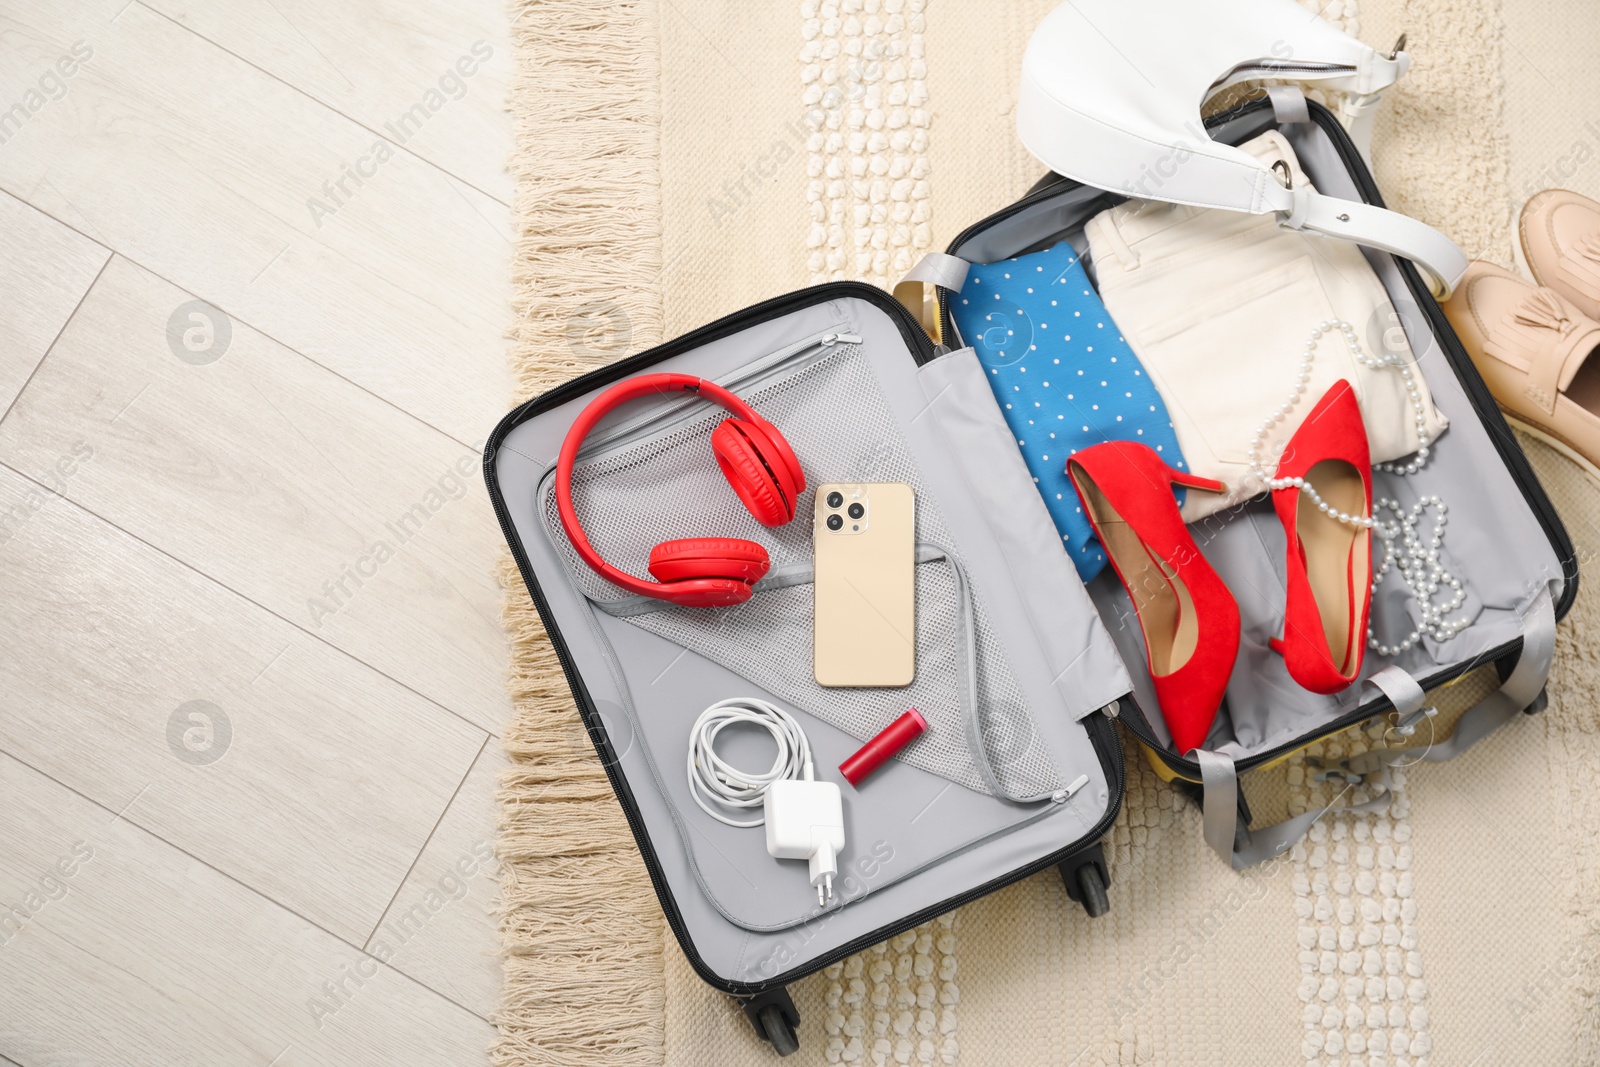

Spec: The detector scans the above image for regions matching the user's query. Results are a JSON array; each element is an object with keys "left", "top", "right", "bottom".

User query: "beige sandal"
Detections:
[
  {"left": 1442, "top": 261, "right": 1600, "bottom": 480},
  {"left": 1520, "top": 188, "right": 1600, "bottom": 322}
]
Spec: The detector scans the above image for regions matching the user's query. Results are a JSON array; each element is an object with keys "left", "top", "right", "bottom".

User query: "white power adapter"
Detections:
[
  {"left": 764, "top": 777, "right": 846, "bottom": 907},
  {"left": 687, "top": 697, "right": 847, "bottom": 908}
]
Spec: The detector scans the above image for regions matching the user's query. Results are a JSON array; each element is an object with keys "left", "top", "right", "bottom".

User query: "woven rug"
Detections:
[{"left": 494, "top": 1, "right": 1600, "bottom": 1063}]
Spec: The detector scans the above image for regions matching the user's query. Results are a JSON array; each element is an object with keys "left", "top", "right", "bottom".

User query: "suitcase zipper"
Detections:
[
  {"left": 482, "top": 281, "right": 1125, "bottom": 996},
  {"left": 572, "top": 327, "right": 860, "bottom": 463}
]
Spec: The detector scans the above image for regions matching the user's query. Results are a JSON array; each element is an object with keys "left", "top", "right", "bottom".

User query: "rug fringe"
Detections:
[
  {"left": 495, "top": 557, "right": 666, "bottom": 1066},
  {"left": 495, "top": 1, "right": 667, "bottom": 1059},
  {"left": 504, "top": 0, "right": 666, "bottom": 405}
]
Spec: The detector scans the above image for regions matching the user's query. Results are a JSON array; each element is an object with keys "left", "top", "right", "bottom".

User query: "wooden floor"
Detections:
[
  {"left": 0, "top": 1, "right": 513, "bottom": 1063},
  {"left": 8, "top": 1, "right": 1598, "bottom": 1064}
]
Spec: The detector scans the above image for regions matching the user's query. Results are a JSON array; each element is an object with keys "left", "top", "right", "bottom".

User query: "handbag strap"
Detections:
[
  {"left": 895, "top": 177, "right": 1467, "bottom": 352},
  {"left": 1265, "top": 182, "right": 1468, "bottom": 298}
]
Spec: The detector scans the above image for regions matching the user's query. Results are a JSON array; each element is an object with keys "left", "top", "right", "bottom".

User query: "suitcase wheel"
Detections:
[
  {"left": 757, "top": 1003, "right": 800, "bottom": 1056},
  {"left": 1058, "top": 842, "right": 1112, "bottom": 918},
  {"left": 1071, "top": 863, "right": 1110, "bottom": 918},
  {"left": 740, "top": 986, "right": 801, "bottom": 1057}
]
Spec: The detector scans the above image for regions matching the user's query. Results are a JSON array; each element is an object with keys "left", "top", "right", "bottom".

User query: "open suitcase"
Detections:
[
  {"left": 907, "top": 92, "right": 1575, "bottom": 872},
  {"left": 486, "top": 280, "right": 1129, "bottom": 1054},
  {"left": 485, "top": 2, "right": 1576, "bottom": 1056}
]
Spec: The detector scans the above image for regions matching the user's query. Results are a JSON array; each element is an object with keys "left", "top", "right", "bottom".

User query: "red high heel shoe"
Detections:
[
  {"left": 1268, "top": 380, "right": 1374, "bottom": 694},
  {"left": 1067, "top": 441, "right": 1240, "bottom": 753}
]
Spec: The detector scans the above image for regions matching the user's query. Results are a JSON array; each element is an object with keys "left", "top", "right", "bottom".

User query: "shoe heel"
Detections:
[{"left": 1167, "top": 468, "right": 1226, "bottom": 494}]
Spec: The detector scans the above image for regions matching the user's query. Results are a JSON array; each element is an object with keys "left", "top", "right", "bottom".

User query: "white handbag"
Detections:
[{"left": 1013, "top": 0, "right": 1467, "bottom": 297}]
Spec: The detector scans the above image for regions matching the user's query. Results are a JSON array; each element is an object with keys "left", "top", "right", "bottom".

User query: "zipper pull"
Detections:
[
  {"left": 820, "top": 332, "right": 862, "bottom": 346},
  {"left": 1051, "top": 774, "right": 1092, "bottom": 803}
]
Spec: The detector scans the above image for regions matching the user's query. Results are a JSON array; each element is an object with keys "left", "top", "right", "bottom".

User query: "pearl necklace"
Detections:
[{"left": 1245, "top": 318, "right": 1469, "bottom": 658}]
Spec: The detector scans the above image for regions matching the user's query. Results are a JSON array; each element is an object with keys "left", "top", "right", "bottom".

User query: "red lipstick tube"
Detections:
[{"left": 839, "top": 708, "right": 928, "bottom": 787}]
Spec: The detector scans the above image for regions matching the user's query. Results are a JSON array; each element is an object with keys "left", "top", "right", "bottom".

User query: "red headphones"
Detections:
[{"left": 555, "top": 373, "right": 806, "bottom": 607}]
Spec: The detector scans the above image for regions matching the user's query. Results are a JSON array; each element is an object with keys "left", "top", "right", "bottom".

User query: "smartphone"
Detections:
[{"left": 813, "top": 482, "right": 916, "bottom": 687}]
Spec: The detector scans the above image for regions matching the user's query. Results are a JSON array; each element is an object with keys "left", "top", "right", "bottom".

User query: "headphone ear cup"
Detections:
[
  {"left": 654, "top": 578, "right": 755, "bottom": 608},
  {"left": 711, "top": 419, "right": 803, "bottom": 526},
  {"left": 738, "top": 416, "right": 806, "bottom": 503},
  {"left": 648, "top": 537, "right": 772, "bottom": 585}
]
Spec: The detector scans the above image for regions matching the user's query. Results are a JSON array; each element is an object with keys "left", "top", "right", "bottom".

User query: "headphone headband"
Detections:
[{"left": 553, "top": 373, "right": 772, "bottom": 598}]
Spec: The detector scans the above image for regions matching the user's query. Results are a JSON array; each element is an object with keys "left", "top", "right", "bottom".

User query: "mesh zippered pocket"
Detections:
[{"left": 539, "top": 338, "right": 1065, "bottom": 800}]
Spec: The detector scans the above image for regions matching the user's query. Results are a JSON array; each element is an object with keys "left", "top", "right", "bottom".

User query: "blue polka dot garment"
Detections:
[{"left": 949, "top": 241, "right": 1190, "bottom": 582}]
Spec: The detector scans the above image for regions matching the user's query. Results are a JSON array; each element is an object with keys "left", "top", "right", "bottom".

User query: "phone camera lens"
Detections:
[
  {"left": 826, "top": 491, "right": 844, "bottom": 508},
  {"left": 847, "top": 502, "right": 865, "bottom": 519},
  {"left": 826, "top": 514, "right": 844, "bottom": 531}
]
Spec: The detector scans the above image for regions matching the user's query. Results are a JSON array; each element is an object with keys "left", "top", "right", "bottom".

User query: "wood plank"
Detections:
[
  {"left": 0, "top": 460, "right": 487, "bottom": 943},
  {"left": 0, "top": 0, "right": 511, "bottom": 443},
  {"left": 0, "top": 190, "right": 108, "bottom": 417},
  {"left": 0, "top": 754, "right": 494, "bottom": 1066},
  {"left": 366, "top": 744, "right": 507, "bottom": 1019},
  {"left": 139, "top": 0, "right": 512, "bottom": 204},
  {"left": 0, "top": 255, "right": 511, "bottom": 733}
]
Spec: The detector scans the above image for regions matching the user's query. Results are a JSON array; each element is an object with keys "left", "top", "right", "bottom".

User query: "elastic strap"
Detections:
[
  {"left": 893, "top": 253, "right": 970, "bottom": 342},
  {"left": 1196, "top": 749, "right": 1243, "bottom": 861},
  {"left": 1199, "top": 587, "right": 1556, "bottom": 869},
  {"left": 1365, "top": 663, "right": 1429, "bottom": 722},
  {"left": 1264, "top": 85, "right": 1310, "bottom": 126},
  {"left": 1200, "top": 743, "right": 1393, "bottom": 870},
  {"left": 1347, "top": 587, "right": 1557, "bottom": 776}
]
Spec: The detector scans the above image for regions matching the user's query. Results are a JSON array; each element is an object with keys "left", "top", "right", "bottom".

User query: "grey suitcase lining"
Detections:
[
  {"left": 533, "top": 335, "right": 1066, "bottom": 803},
  {"left": 492, "top": 293, "right": 1123, "bottom": 984},
  {"left": 943, "top": 104, "right": 1569, "bottom": 762}
]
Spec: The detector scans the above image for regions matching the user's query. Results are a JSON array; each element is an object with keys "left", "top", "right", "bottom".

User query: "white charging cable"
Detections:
[
  {"left": 687, "top": 697, "right": 813, "bottom": 827},
  {"left": 686, "top": 697, "right": 846, "bottom": 906}
]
